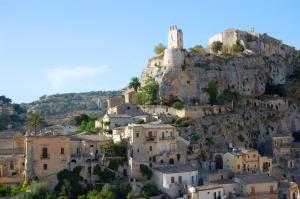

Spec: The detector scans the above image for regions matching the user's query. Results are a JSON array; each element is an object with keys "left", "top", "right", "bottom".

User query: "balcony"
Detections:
[
  {"left": 40, "top": 153, "right": 50, "bottom": 159},
  {"left": 159, "top": 136, "right": 175, "bottom": 141},
  {"left": 145, "top": 136, "right": 156, "bottom": 142}
]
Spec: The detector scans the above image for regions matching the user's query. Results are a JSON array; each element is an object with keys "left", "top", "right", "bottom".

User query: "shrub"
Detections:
[
  {"left": 189, "top": 45, "right": 205, "bottom": 54},
  {"left": 208, "top": 80, "right": 218, "bottom": 105},
  {"left": 238, "top": 134, "right": 245, "bottom": 142},
  {"left": 173, "top": 117, "right": 189, "bottom": 128},
  {"left": 141, "top": 184, "right": 158, "bottom": 199},
  {"left": 231, "top": 40, "right": 245, "bottom": 53},
  {"left": 211, "top": 41, "right": 223, "bottom": 53},
  {"left": 140, "top": 164, "right": 152, "bottom": 180},
  {"left": 154, "top": 43, "right": 166, "bottom": 55},
  {"left": 138, "top": 76, "right": 159, "bottom": 105},
  {"left": 172, "top": 101, "right": 184, "bottom": 110},
  {"left": 217, "top": 89, "right": 238, "bottom": 104}
]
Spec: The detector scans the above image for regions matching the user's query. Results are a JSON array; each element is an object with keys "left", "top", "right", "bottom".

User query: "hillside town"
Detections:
[{"left": 1, "top": 25, "right": 300, "bottom": 199}]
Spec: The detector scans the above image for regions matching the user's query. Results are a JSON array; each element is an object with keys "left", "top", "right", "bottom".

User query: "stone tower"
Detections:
[
  {"left": 163, "top": 25, "right": 185, "bottom": 68},
  {"left": 168, "top": 25, "right": 183, "bottom": 49}
]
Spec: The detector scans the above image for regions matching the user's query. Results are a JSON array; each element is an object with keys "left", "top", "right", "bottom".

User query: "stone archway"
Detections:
[{"left": 215, "top": 154, "right": 223, "bottom": 169}]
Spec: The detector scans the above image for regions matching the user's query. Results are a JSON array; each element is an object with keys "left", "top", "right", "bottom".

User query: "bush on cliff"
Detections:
[
  {"left": 211, "top": 41, "right": 223, "bottom": 53},
  {"left": 172, "top": 101, "right": 184, "bottom": 110},
  {"left": 208, "top": 80, "right": 218, "bottom": 105},
  {"left": 138, "top": 76, "right": 159, "bottom": 105}
]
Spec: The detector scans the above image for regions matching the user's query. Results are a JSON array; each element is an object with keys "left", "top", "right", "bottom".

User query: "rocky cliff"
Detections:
[{"left": 141, "top": 52, "right": 297, "bottom": 104}]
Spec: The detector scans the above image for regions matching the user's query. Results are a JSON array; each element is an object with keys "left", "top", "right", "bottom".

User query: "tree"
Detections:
[
  {"left": 128, "top": 77, "right": 141, "bottom": 92},
  {"left": 231, "top": 40, "right": 245, "bottom": 53},
  {"left": 189, "top": 45, "right": 205, "bottom": 54},
  {"left": 139, "top": 164, "right": 152, "bottom": 180},
  {"left": 26, "top": 112, "right": 43, "bottom": 133},
  {"left": 172, "top": 101, "right": 184, "bottom": 110},
  {"left": 208, "top": 80, "right": 218, "bottom": 105},
  {"left": 211, "top": 41, "right": 223, "bottom": 53},
  {"left": 154, "top": 43, "right": 166, "bottom": 55},
  {"left": 138, "top": 76, "right": 159, "bottom": 105},
  {"left": 141, "top": 184, "right": 158, "bottom": 199}
]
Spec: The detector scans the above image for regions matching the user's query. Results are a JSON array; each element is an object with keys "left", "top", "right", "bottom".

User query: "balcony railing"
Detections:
[
  {"left": 145, "top": 137, "right": 156, "bottom": 142},
  {"left": 40, "top": 153, "right": 50, "bottom": 159},
  {"left": 159, "top": 136, "right": 175, "bottom": 141}
]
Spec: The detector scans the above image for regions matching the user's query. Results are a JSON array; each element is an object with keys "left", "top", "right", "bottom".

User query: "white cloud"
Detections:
[{"left": 43, "top": 65, "right": 110, "bottom": 92}]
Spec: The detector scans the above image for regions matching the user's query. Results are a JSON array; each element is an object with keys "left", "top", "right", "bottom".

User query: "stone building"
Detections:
[
  {"left": 125, "top": 123, "right": 187, "bottom": 180},
  {"left": 208, "top": 28, "right": 295, "bottom": 57},
  {"left": 0, "top": 130, "right": 25, "bottom": 184},
  {"left": 24, "top": 126, "right": 71, "bottom": 187},
  {"left": 69, "top": 132, "right": 112, "bottom": 183},
  {"left": 234, "top": 174, "right": 278, "bottom": 199},
  {"left": 278, "top": 180, "right": 300, "bottom": 199},
  {"left": 222, "top": 148, "right": 272, "bottom": 175},
  {"left": 185, "top": 184, "right": 226, "bottom": 199}
]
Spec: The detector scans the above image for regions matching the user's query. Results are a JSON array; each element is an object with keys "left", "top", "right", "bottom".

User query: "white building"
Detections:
[
  {"left": 186, "top": 184, "right": 226, "bottom": 199},
  {"left": 153, "top": 164, "right": 199, "bottom": 198}
]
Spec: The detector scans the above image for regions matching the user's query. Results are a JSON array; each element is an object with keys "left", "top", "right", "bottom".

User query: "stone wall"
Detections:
[
  {"left": 139, "top": 103, "right": 233, "bottom": 119},
  {"left": 107, "top": 96, "right": 125, "bottom": 109}
]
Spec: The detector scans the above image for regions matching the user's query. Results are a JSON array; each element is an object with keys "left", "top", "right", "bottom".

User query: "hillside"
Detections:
[{"left": 24, "top": 91, "right": 121, "bottom": 117}]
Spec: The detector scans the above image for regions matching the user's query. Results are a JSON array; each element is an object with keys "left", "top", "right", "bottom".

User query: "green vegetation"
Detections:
[
  {"left": 22, "top": 181, "right": 55, "bottom": 199},
  {"left": 154, "top": 43, "right": 166, "bottom": 55},
  {"left": 24, "top": 91, "right": 121, "bottom": 117},
  {"left": 55, "top": 166, "right": 85, "bottom": 199},
  {"left": 208, "top": 80, "right": 218, "bottom": 105},
  {"left": 93, "top": 165, "right": 116, "bottom": 182},
  {"left": 26, "top": 112, "right": 44, "bottom": 133},
  {"left": 172, "top": 101, "right": 184, "bottom": 110},
  {"left": 173, "top": 117, "right": 189, "bottom": 128},
  {"left": 138, "top": 76, "right": 159, "bottom": 105},
  {"left": 189, "top": 45, "right": 205, "bottom": 54},
  {"left": 70, "top": 114, "right": 100, "bottom": 133},
  {"left": 211, "top": 41, "right": 223, "bottom": 53},
  {"left": 217, "top": 89, "right": 238, "bottom": 104},
  {"left": 190, "top": 98, "right": 200, "bottom": 105},
  {"left": 139, "top": 164, "right": 152, "bottom": 180},
  {"left": 141, "top": 184, "right": 158, "bottom": 199},
  {"left": 0, "top": 95, "right": 26, "bottom": 131},
  {"left": 128, "top": 77, "right": 141, "bottom": 92},
  {"left": 231, "top": 41, "right": 245, "bottom": 53}
]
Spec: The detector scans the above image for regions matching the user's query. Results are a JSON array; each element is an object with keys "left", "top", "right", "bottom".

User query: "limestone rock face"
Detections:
[{"left": 141, "top": 53, "right": 296, "bottom": 103}]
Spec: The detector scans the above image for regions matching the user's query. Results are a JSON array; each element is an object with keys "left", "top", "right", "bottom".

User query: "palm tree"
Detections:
[
  {"left": 26, "top": 112, "right": 43, "bottom": 133},
  {"left": 129, "top": 77, "right": 141, "bottom": 92}
]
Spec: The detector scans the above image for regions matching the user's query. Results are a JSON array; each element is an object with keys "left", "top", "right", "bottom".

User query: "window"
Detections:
[
  {"left": 42, "top": 147, "right": 48, "bottom": 159},
  {"left": 269, "top": 185, "right": 274, "bottom": 193},
  {"left": 171, "top": 177, "right": 174, "bottom": 183},
  {"left": 153, "top": 156, "right": 156, "bottom": 162},
  {"left": 90, "top": 145, "right": 94, "bottom": 147},
  {"left": 137, "top": 149, "right": 139, "bottom": 153},
  {"left": 43, "top": 164, "right": 47, "bottom": 170},
  {"left": 76, "top": 148, "right": 80, "bottom": 154},
  {"left": 192, "top": 176, "right": 194, "bottom": 184},
  {"left": 178, "top": 176, "right": 182, "bottom": 184},
  {"left": 136, "top": 133, "right": 139, "bottom": 138},
  {"left": 149, "top": 146, "right": 152, "bottom": 151},
  {"left": 237, "top": 164, "right": 240, "bottom": 170},
  {"left": 148, "top": 131, "right": 153, "bottom": 137},
  {"left": 61, "top": 148, "right": 65, "bottom": 155},
  {"left": 253, "top": 154, "right": 256, "bottom": 158},
  {"left": 10, "top": 161, "right": 14, "bottom": 170}
]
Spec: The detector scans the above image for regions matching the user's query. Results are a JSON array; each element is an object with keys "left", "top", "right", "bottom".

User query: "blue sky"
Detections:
[{"left": 0, "top": 0, "right": 299, "bottom": 103}]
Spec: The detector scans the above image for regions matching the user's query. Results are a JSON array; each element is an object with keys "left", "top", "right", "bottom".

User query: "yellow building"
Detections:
[
  {"left": 0, "top": 130, "right": 25, "bottom": 184},
  {"left": 25, "top": 127, "right": 70, "bottom": 187},
  {"left": 235, "top": 174, "right": 278, "bottom": 199},
  {"left": 223, "top": 148, "right": 272, "bottom": 175}
]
